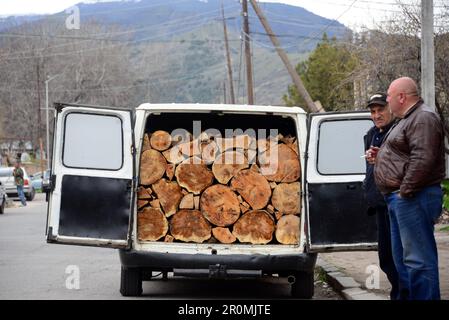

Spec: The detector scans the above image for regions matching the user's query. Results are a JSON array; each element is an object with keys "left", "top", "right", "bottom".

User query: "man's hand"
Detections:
[{"left": 366, "top": 146, "right": 380, "bottom": 165}]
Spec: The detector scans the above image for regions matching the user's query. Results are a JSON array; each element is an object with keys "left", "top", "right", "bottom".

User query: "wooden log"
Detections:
[
  {"left": 275, "top": 215, "right": 300, "bottom": 245},
  {"left": 259, "top": 144, "right": 300, "bottom": 182},
  {"left": 215, "top": 135, "right": 252, "bottom": 152},
  {"left": 138, "top": 200, "right": 148, "bottom": 210},
  {"left": 140, "top": 149, "right": 167, "bottom": 185},
  {"left": 200, "top": 185, "right": 240, "bottom": 227},
  {"left": 179, "top": 193, "right": 194, "bottom": 209},
  {"left": 137, "top": 186, "right": 152, "bottom": 199},
  {"left": 240, "top": 204, "right": 249, "bottom": 213},
  {"left": 201, "top": 140, "right": 219, "bottom": 164},
  {"left": 150, "top": 199, "right": 161, "bottom": 209},
  {"left": 230, "top": 169, "right": 271, "bottom": 210},
  {"left": 250, "top": 163, "right": 260, "bottom": 173},
  {"left": 175, "top": 157, "right": 214, "bottom": 194},
  {"left": 212, "top": 227, "right": 237, "bottom": 244},
  {"left": 280, "top": 135, "right": 299, "bottom": 155},
  {"left": 275, "top": 211, "right": 283, "bottom": 221},
  {"left": 232, "top": 210, "right": 275, "bottom": 244},
  {"left": 151, "top": 178, "right": 183, "bottom": 217},
  {"left": 271, "top": 182, "right": 301, "bottom": 215},
  {"left": 166, "top": 164, "right": 175, "bottom": 181},
  {"left": 212, "top": 151, "right": 249, "bottom": 184},
  {"left": 142, "top": 133, "right": 152, "bottom": 152},
  {"left": 257, "top": 138, "right": 277, "bottom": 153},
  {"left": 170, "top": 210, "right": 211, "bottom": 243},
  {"left": 150, "top": 130, "right": 172, "bottom": 151},
  {"left": 171, "top": 130, "right": 192, "bottom": 146},
  {"left": 194, "top": 196, "right": 200, "bottom": 210},
  {"left": 137, "top": 207, "right": 168, "bottom": 241},
  {"left": 162, "top": 139, "right": 201, "bottom": 164},
  {"left": 241, "top": 201, "right": 250, "bottom": 209}
]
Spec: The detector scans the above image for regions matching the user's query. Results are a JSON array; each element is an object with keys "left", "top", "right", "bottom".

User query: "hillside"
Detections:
[{"left": 0, "top": 0, "right": 349, "bottom": 106}]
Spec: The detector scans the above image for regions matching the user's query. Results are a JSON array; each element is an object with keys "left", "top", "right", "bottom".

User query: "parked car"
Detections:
[
  {"left": 0, "top": 167, "right": 36, "bottom": 201},
  {"left": 31, "top": 169, "right": 51, "bottom": 191},
  {"left": 0, "top": 180, "right": 6, "bottom": 214}
]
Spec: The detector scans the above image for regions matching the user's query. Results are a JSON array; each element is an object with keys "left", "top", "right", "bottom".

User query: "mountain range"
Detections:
[{"left": 0, "top": 0, "right": 351, "bottom": 105}]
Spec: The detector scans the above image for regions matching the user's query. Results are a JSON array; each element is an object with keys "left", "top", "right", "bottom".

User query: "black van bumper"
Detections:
[{"left": 119, "top": 249, "right": 317, "bottom": 275}]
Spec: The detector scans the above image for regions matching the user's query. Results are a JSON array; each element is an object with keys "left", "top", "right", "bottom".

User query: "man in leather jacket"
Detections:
[
  {"left": 374, "top": 77, "right": 445, "bottom": 300},
  {"left": 363, "top": 93, "right": 399, "bottom": 300}
]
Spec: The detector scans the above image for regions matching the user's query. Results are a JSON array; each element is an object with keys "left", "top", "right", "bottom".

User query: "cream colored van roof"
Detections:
[{"left": 136, "top": 103, "right": 306, "bottom": 115}]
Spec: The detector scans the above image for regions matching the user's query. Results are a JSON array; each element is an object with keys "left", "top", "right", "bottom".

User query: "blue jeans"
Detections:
[
  {"left": 16, "top": 185, "right": 27, "bottom": 206},
  {"left": 384, "top": 184, "right": 442, "bottom": 300}
]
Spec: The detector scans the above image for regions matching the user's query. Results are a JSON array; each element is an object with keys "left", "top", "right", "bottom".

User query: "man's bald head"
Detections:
[
  {"left": 387, "top": 77, "right": 420, "bottom": 118},
  {"left": 390, "top": 77, "right": 418, "bottom": 97}
]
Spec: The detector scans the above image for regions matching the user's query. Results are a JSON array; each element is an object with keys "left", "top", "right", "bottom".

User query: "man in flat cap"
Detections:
[{"left": 363, "top": 92, "right": 399, "bottom": 300}]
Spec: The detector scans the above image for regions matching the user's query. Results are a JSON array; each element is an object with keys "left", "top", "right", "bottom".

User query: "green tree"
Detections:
[{"left": 283, "top": 34, "right": 358, "bottom": 112}]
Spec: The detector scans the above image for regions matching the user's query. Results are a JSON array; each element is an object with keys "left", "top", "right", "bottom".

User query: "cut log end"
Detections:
[
  {"left": 140, "top": 149, "right": 167, "bottom": 185},
  {"left": 232, "top": 210, "right": 275, "bottom": 244},
  {"left": 275, "top": 215, "right": 300, "bottom": 245},
  {"left": 200, "top": 185, "right": 240, "bottom": 227},
  {"left": 175, "top": 158, "right": 214, "bottom": 194},
  {"left": 170, "top": 210, "right": 211, "bottom": 243},
  {"left": 152, "top": 179, "right": 183, "bottom": 217},
  {"left": 259, "top": 144, "right": 300, "bottom": 183},
  {"left": 150, "top": 130, "right": 172, "bottom": 151},
  {"left": 230, "top": 169, "right": 271, "bottom": 210},
  {"left": 272, "top": 182, "right": 301, "bottom": 215},
  {"left": 212, "top": 151, "right": 249, "bottom": 184},
  {"left": 212, "top": 227, "right": 237, "bottom": 244},
  {"left": 137, "top": 207, "right": 169, "bottom": 241}
]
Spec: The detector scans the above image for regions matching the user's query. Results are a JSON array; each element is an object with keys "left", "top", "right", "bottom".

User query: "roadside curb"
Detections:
[{"left": 316, "top": 257, "right": 388, "bottom": 300}]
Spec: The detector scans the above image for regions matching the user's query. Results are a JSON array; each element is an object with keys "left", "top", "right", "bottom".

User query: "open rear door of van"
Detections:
[
  {"left": 304, "top": 112, "right": 377, "bottom": 252},
  {"left": 46, "top": 103, "right": 135, "bottom": 249}
]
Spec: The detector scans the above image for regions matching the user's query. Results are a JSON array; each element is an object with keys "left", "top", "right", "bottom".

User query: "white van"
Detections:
[{"left": 45, "top": 103, "right": 377, "bottom": 299}]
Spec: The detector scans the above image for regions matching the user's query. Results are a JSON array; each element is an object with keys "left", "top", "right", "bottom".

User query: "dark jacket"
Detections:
[
  {"left": 363, "top": 121, "right": 394, "bottom": 209},
  {"left": 374, "top": 100, "right": 445, "bottom": 197}
]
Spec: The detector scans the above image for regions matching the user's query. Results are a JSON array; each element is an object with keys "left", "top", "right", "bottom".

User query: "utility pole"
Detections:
[
  {"left": 222, "top": 3, "right": 235, "bottom": 104},
  {"left": 242, "top": 0, "right": 254, "bottom": 105},
  {"left": 36, "top": 63, "right": 44, "bottom": 174},
  {"left": 45, "top": 75, "right": 59, "bottom": 170},
  {"left": 421, "top": 0, "right": 435, "bottom": 110},
  {"left": 249, "top": 0, "right": 320, "bottom": 112}
]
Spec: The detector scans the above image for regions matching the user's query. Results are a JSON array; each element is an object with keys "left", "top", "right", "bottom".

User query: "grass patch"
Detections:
[{"left": 439, "top": 225, "right": 449, "bottom": 232}]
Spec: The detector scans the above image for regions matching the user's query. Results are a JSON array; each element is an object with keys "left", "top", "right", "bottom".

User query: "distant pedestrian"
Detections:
[
  {"left": 374, "top": 77, "right": 445, "bottom": 300},
  {"left": 13, "top": 161, "right": 27, "bottom": 207},
  {"left": 363, "top": 92, "right": 400, "bottom": 300}
]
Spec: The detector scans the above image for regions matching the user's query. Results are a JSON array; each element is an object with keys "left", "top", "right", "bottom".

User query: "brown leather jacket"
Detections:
[{"left": 374, "top": 99, "right": 445, "bottom": 197}]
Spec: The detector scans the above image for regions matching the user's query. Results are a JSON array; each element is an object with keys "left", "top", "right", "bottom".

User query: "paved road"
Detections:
[{"left": 0, "top": 194, "right": 340, "bottom": 300}]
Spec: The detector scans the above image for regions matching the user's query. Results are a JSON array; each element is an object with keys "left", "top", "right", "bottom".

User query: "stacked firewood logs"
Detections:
[{"left": 137, "top": 130, "right": 301, "bottom": 245}]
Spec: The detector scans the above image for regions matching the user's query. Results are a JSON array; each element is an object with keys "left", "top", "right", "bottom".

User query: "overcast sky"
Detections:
[{"left": 0, "top": 0, "right": 432, "bottom": 29}]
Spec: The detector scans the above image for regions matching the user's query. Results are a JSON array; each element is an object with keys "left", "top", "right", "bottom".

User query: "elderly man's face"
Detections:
[{"left": 369, "top": 104, "right": 392, "bottom": 129}]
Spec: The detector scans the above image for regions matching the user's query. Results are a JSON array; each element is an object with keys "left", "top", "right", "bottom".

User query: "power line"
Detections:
[
  {"left": 0, "top": 3, "right": 241, "bottom": 58},
  {"left": 0, "top": 20, "right": 221, "bottom": 61}
]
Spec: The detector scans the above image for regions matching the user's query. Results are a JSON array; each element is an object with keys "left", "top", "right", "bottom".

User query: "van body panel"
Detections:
[
  {"left": 119, "top": 249, "right": 317, "bottom": 274},
  {"left": 305, "top": 112, "right": 377, "bottom": 252},
  {"left": 46, "top": 104, "right": 135, "bottom": 248}
]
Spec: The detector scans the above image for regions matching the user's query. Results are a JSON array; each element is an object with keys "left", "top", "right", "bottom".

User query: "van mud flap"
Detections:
[{"left": 173, "top": 265, "right": 262, "bottom": 279}]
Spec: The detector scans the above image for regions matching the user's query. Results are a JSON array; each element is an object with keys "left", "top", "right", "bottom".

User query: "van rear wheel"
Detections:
[
  {"left": 291, "top": 271, "right": 314, "bottom": 299},
  {"left": 120, "top": 266, "right": 142, "bottom": 296}
]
